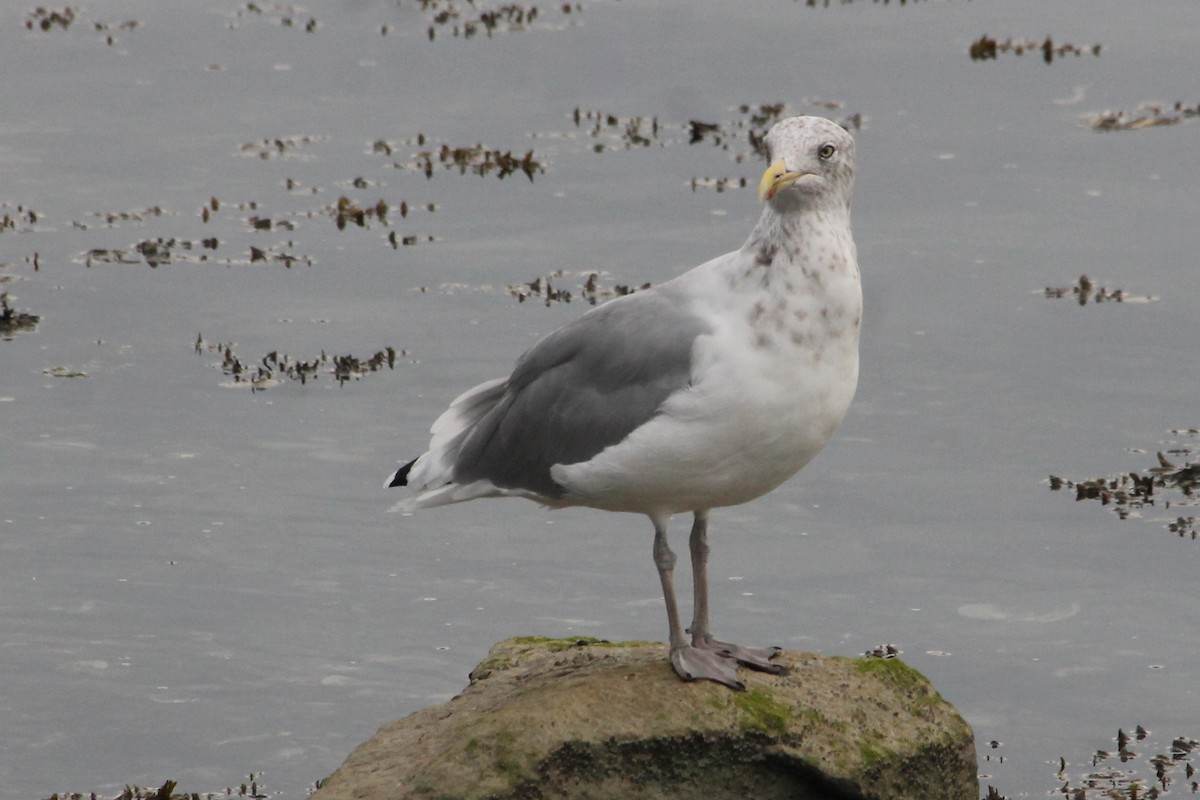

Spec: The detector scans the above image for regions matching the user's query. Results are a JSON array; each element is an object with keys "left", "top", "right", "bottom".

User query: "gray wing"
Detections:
[{"left": 453, "top": 289, "right": 710, "bottom": 498}]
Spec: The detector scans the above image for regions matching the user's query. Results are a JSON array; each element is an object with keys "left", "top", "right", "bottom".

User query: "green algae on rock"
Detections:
[{"left": 312, "top": 637, "right": 977, "bottom": 800}]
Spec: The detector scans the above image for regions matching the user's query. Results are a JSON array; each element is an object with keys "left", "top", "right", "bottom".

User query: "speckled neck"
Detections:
[
  {"left": 742, "top": 204, "right": 854, "bottom": 280},
  {"left": 734, "top": 204, "right": 861, "bottom": 354}
]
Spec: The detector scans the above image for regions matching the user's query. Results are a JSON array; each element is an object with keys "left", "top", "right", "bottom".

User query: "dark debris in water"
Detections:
[
  {"left": 1068, "top": 728, "right": 1199, "bottom": 799},
  {"left": 25, "top": 5, "right": 139, "bottom": 44},
  {"left": 969, "top": 35, "right": 1101, "bottom": 64},
  {"left": 43, "top": 365, "right": 87, "bottom": 378},
  {"left": 572, "top": 108, "right": 663, "bottom": 152},
  {"left": 81, "top": 237, "right": 219, "bottom": 268},
  {"left": 1087, "top": 101, "right": 1200, "bottom": 132},
  {"left": 333, "top": 196, "right": 390, "bottom": 230},
  {"left": 239, "top": 135, "right": 329, "bottom": 160},
  {"left": 331, "top": 196, "right": 439, "bottom": 249},
  {"left": 79, "top": 236, "right": 310, "bottom": 269},
  {"left": 984, "top": 726, "right": 1200, "bottom": 800},
  {"left": 92, "top": 16, "right": 140, "bottom": 46},
  {"left": 388, "top": 230, "right": 436, "bottom": 249},
  {"left": 413, "top": 1, "right": 581, "bottom": 42},
  {"left": 0, "top": 292, "right": 41, "bottom": 339},
  {"left": 381, "top": 137, "right": 543, "bottom": 182},
  {"left": 507, "top": 270, "right": 650, "bottom": 306},
  {"left": 1050, "top": 430, "right": 1200, "bottom": 540},
  {"left": 1043, "top": 274, "right": 1158, "bottom": 305},
  {"left": 689, "top": 175, "right": 749, "bottom": 193},
  {"left": 74, "top": 206, "right": 165, "bottom": 229},
  {"left": 26, "top": 6, "right": 76, "bottom": 31},
  {"left": 0, "top": 203, "right": 41, "bottom": 233},
  {"left": 42, "top": 773, "right": 277, "bottom": 800},
  {"left": 230, "top": 2, "right": 318, "bottom": 32},
  {"left": 196, "top": 335, "right": 403, "bottom": 390}
]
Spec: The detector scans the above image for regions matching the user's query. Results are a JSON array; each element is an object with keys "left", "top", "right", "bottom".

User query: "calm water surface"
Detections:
[{"left": 2, "top": 1, "right": 1198, "bottom": 797}]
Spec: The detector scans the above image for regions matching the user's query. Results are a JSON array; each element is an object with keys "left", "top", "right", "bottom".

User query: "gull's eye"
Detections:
[{"left": 818, "top": 143, "right": 836, "bottom": 160}]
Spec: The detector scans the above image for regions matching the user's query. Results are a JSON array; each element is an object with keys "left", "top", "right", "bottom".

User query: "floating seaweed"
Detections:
[
  {"left": 1086, "top": 101, "right": 1200, "bottom": 132},
  {"left": 92, "top": 16, "right": 139, "bottom": 46},
  {"left": 415, "top": 1, "right": 580, "bottom": 41},
  {"left": 43, "top": 366, "right": 88, "bottom": 378},
  {"left": 332, "top": 196, "right": 390, "bottom": 230},
  {"left": 572, "top": 109, "right": 662, "bottom": 152},
  {"left": 984, "top": 727, "right": 1200, "bottom": 800},
  {"left": 969, "top": 35, "right": 1101, "bottom": 64},
  {"left": 230, "top": 2, "right": 317, "bottom": 32},
  {"left": 79, "top": 237, "right": 309, "bottom": 269},
  {"left": 238, "top": 134, "right": 328, "bottom": 160},
  {"left": 507, "top": 270, "right": 650, "bottom": 306},
  {"left": 41, "top": 773, "right": 274, "bottom": 800},
  {"left": 0, "top": 204, "right": 41, "bottom": 234},
  {"left": 196, "top": 335, "right": 402, "bottom": 390},
  {"left": 738, "top": 102, "right": 790, "bottom": 159},
  {"left": 689, "top": 175, "right": 749, "bottom": 193},
  {"left": 1062, "top": 728, "right": 1199, "bottom": 799},
  {"left": 73, "top": 206, "right": 166, "bottom": 229},
  {"left": 247, "top": 243, "right": 313, "bottom": 268},
  {"left": 326, "top": 195, "right": 438, "bottom": 246},
  {"left": 26, "top": 6, "right": 76, "bottom": 31},
  {"left": 1050, "top": 430, "right": 1200, "bottom": 540},
  {"left": 1043, "top": 274, "right": 1158, "bottom": 306},
  {"left": 0, "top": 292, "right": 41, "bottom": 339},
  {"left": 385, "top": 138, "right": 543, "bottom": 182},
  {"left": 79, "top": 237, "right": 220, "bottom": 268},
  {"left": 387, "top": 230, "right": 436, "bottom": 248}
]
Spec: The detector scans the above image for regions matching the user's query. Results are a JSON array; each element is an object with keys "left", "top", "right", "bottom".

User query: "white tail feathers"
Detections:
[{"left": 388, "top": 377, "right": 509, "bottom": 510}]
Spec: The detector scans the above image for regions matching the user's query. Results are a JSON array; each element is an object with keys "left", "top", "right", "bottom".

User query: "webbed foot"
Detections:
[
  {"left": 670, "top": 644, "right": 746, "bottom": 691},
  {"left": 704, "top": 638, "right": 786, "bottom": 675},
  {"left": 669, "top": 637, "right": 786, "bottom": 690}
]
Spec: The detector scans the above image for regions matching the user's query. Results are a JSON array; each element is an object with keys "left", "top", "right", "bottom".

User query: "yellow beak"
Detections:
[{"left": 758, "top": 159, "right": 803, "bottom": 202}]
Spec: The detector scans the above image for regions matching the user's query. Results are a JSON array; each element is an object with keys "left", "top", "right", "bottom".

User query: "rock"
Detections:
[{"left": 312, "top": 637, "right": 977, "bottom": 800}]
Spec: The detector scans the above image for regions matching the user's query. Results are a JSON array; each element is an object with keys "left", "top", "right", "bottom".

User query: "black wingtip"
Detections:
[{"left": 386, "top": 457, "right": 418, "bottom": 488}]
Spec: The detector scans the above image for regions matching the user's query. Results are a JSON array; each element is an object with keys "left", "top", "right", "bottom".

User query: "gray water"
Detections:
[{"left": 2, "top": 1, "right": 1198, "bottom": 797}]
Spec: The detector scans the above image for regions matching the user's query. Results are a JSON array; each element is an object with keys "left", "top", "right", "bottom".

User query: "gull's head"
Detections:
[{"left": 757, "top": 116, "right": 856, "bottom": 212}]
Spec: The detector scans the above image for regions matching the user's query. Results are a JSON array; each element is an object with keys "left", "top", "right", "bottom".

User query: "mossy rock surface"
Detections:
[{"left": 312, "top": 637, "right": 976, "bottom": 800}]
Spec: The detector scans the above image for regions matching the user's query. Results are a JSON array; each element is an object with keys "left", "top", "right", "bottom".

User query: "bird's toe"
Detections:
[{"left": 703, "top": 639, "right": 787, "bottom": 675}]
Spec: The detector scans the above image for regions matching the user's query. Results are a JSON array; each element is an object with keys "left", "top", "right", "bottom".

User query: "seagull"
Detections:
[{"left": 387, "top": 115, "right": 861, "bottom": 691}]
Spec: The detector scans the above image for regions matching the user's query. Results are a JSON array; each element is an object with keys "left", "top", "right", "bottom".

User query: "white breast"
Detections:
[{"left": 552, "top": 242, "right": 861, "bottom": 515}]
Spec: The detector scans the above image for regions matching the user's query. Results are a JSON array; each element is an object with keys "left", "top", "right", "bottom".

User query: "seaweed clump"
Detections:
[
  {"left": 0, "top": 292, "right": 40, "bottom": 339},
  {"left": 969, "top": 35, "right": 1101, "bottom": 64},
  {"left": 1043, "top": 274, "right": 1157, "bottom": 305},
  {"left": 41, "top": 774, "right": 277, "bottom": 800},
  {"left": 414, "top": 1, "right": 580, "bottom": 41},
  {"left": 196, "top": 335, "right": 402, "bottom": 390},
  {"left": 507, "top": 270, "right": 650, "bottom": 306},
  {"left": 1050, "top": 431, "right": 1200, "bottom": 540},
  {"left": 1087, "top": 101, "right": 1200, "bottom": 132},
  {"left": 983, "top": 726, "right": 1199, "bottom": 799},
  {"left": 26, "top": 6, "right": 76, "bottom": 31}
]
